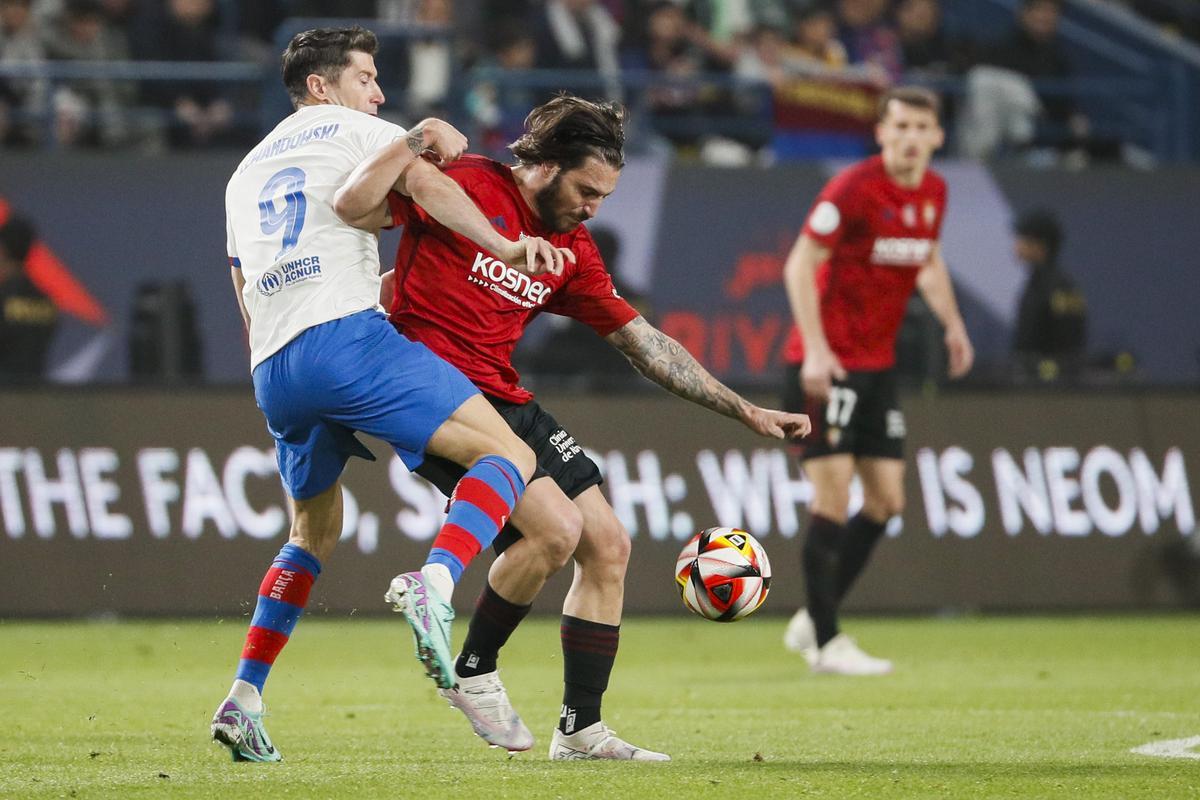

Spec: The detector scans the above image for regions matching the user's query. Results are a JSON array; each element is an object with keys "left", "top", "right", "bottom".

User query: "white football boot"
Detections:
[
  {"left": 782, "top": 608, "right": 819, "bottom": 666},
  {"left": 812, "top": 633, "right": 893, "bottom": 676},
  {"left": 549, "top": 721, "right": 670, "bottom": 761},
  {"left": 439, "top": 667, "right": 534, "bottom": 752}
]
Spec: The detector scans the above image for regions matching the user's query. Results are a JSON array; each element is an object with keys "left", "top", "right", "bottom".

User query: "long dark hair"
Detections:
[{"left": 509, "top": 94, "right": 627, "bottom": 171}]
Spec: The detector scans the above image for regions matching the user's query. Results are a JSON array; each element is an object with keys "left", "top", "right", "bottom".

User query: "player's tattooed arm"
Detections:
[
  {"left": 608, "top": 317, "right": 812, "bottom": 439},
  {"left": 405, "top": 126, "right": 426, "bottom": 157},
  {"left": 606, "top": 316, "right": 750, "bottom": 420}
]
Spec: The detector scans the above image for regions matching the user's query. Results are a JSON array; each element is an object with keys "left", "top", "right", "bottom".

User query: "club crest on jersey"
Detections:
[
  {"left": 468, "top": 251, "right": 551, "bottom": 309},
  {"left": 923, "top": 201, "right": 938, "bottom": 228},
  {"left": 902, "top": 203, "right": 917, "bottom": 228}
]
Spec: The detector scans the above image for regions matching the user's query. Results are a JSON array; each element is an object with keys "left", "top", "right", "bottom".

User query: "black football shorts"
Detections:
[
  {"left": 415, "top": 396, "right": 603, "bottom": 554},
  {"left": 782, "top": 363, "right": 905, "bottom": 461}
]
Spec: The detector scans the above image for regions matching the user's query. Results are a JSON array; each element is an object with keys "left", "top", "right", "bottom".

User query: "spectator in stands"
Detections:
[
  {"left": 787, "top": 1, "right": 848, "bottom": 70},
  {"left": 895, "top": 0, "right": 971, "bottom": 75},
  {"left": 43, "top": 0, "right": 133, "bottom": 146},
  {"left": 1011, "top": 208, "right": 1087, "bottom": 380},
  {"left": 735, "top": 23, "right": 788, "bottom": 88},
  {"left": 979, "top": 0, "right": 1091, "bottom": 159},
  {"left": 98, "top": 0, "right": 134, "bottom": 38},
  {"left": 403, "top": 0, "right": 455, "bottom": 118},
  {"left": 133, "top": 0, "right": 235, "bottom": 147},
  {"left": 0, "top": 216, "right": 57, "bottom": 382},
  {"left": 625, "top": 1, "right": 710, "bottom": 148},
  {"left": 467, "top": 20, "right": 539, "bottom": 157},
  {"left": 0, "top": 0, "right": 47, "bottom": 146},
  {"left": 532, "top": 0, "right": 622, "bottom": 100},
  {"left": 835, "top": 0, "right": 901, "bottom": 82}
]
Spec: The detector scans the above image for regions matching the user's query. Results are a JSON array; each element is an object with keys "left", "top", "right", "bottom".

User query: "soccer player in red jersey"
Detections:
[
  {"left": 336, "top": 95, "right": 810, "bottom": 760},
  {"left": 780, "top": 86, "right": 974, "bottom": 675}
]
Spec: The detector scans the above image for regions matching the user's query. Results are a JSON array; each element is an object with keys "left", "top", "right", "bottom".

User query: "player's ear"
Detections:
[
  {"left": 540, "top": 163, "right": 561, "bottom": 184},
  {"left": 305, "top": 73, "right": 329, "bottom": 102}
]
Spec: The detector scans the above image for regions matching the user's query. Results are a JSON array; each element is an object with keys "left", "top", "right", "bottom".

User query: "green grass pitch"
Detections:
[{"left": 1, "top": 615, "right": 1197, "bottom": 799}]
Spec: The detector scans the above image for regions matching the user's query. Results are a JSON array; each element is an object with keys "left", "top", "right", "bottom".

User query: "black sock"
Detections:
[
  {"left": 559, "top": 615, "right": 618, "bottom": 735},
  {"left": 455, "top": 583, "right": 531, "bottom": 678},
  {"left": 835, "top": 513, "right": 887, "bottom": 601},
  {"left": 803, "top": 514, "right": 844, "bottom": 647}
]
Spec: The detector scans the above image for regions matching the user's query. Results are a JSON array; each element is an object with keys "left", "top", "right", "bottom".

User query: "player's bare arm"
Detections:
[
  {"left": 229, "top": 265, "right": 250, "bottom": 332},
  {"left": 334, "top": 138, "right": 573, "bottom": 276},
  {"left": 409, "top": 117, "right": 468, "bottom": 165},
  {"left": 917, "top": 244, "right": 974, "bottom": 378},
  {"left": 783, "top": 232, "right": 846, "bottom": 400},
  {"left": 606, "top": 316, "right": 810, "bottom": 440},
  {"left": 331, "top": 118, "right": 455, "bottom": 229},
  {"left": 379, "top": 269, "right": 395, "bottom": 307}
]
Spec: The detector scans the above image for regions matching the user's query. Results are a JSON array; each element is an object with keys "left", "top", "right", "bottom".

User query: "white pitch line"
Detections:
[{"left": 1130, "top": 736, "right": 1200, "bottom": 760}]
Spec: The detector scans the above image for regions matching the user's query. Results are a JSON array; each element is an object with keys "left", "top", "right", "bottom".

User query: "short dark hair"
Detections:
[
  {"left": 0, "top": 215, "right": 35, "bottom": 264},
  {"left": 509, "top": 94, "right": 627, "bottom": 172},
  {"left": 877, "top": 85, "right": 942, "bottom": 122},
  {"left": 281, "top": 26, "right": 378, "bottom": 108},
  {"left": 1014, "top": 208, "right": 1063, "bottom": 257}
]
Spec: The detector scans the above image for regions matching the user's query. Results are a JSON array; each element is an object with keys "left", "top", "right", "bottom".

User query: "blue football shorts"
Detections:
[{"left": 252, "top": 309, "right": 478, "bottom": 500}]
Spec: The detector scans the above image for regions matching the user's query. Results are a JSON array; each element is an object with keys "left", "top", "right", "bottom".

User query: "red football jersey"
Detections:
[
  {"left": 387, "top": 156, "right": 638, "bottom": 403},
  {"left": 784, "top": 155, "right": 946, "bottom": 370}
]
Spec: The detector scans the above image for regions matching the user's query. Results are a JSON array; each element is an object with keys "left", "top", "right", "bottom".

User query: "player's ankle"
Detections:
[{"left": 229, "top": 679, "right": 263, "bottom": 713}]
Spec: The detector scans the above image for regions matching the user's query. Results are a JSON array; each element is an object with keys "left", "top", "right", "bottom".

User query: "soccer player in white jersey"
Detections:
[{"left": 211, "top": 26, "right": 573, "bottom": 763}]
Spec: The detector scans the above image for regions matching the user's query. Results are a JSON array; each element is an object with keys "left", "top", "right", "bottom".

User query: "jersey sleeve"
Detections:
[
  {"left": 543, "top": 233, "right": 639, "bottom": 336},
  {"left": 801, "top": 168, "right": 862, "bottom": 249},
  {"left": 358, "top": 114, "right": 406, "bottom": 158},
  {"left": 225, "top": 209, "right": 240, "bottom": 269}
]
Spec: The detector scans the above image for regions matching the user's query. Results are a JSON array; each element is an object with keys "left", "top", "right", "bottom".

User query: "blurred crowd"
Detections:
[{"left": 0, "top": 0, "right": 1193, "bottom": 159}]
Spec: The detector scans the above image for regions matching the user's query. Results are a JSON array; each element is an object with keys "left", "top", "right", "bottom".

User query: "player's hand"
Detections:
[
  {"left": 499, "top": 236, "right": 576, "bottom": 277},
  {"left": 413, "top": 118, "right": 468, "bottom": 165},
  {"left": 801, "top": 347, "right": 847, "bottom": 402},
  {"left": 945, "top": 323, "right": 974, "bottom": 379},
  {"left": 742, "top": 406, "right": 812, "bottom": 440}
]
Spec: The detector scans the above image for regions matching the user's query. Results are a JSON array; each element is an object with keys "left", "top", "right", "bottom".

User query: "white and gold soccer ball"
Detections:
[{"left": 674, "top": 526, "right": 771, "bottom": 622}]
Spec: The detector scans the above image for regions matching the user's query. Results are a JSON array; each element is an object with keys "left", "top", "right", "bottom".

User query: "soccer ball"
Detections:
[{"left": 674, "top": 526, "right": 771, "bottom": 622}]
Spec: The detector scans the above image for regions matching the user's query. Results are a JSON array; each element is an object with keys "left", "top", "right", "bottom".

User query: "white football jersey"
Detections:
[{"left": 226, "top": 103, "right": 406, "bottom": 370}]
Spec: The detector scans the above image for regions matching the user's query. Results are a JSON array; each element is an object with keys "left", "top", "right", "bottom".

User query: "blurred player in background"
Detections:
[
  {"left": 337, "top": 94, "right": 810, "bottom": 760},
  {"left": 0, "top": 215, "right": 57, "bottom": 381},
  {"left": 212, "top": 26, "right": 570, "bottom": 763},
  {"left": 781, "top": 86, "right": 973, "bottom": 675}
]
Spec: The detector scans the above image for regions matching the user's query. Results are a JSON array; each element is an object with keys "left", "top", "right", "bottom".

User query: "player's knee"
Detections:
[
  {"left": 811, "top": 494, "right": 851, "bottom": 523},
  {"left": 584, "top": 519, "right": 631, "bottom": 577},
  {"left": 538, "top": 502, "right": 582, "bottom": 569},
  {"left": 863, "top": 493, "right": 904, "bottom": 521}
]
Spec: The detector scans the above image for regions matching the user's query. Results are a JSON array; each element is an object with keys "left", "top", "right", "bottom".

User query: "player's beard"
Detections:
[{"left": 533, "top": 172, "right": 580, "bottom": 234}]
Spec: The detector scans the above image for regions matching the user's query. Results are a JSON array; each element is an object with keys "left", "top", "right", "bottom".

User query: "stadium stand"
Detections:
[{"left": 0, "top": 0, "right": 1196, "bottom": 161}]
